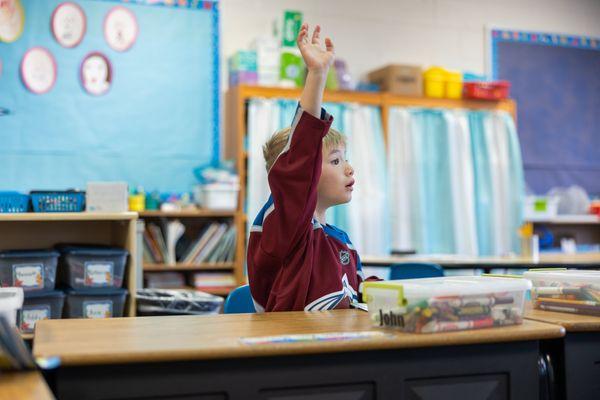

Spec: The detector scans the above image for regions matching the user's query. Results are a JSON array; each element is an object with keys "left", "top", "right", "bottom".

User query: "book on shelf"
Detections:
[
  {"left": 143, "top": 221, "right": 237, "bottom": 266},
  {"left": 191, "top": 271, "right": 236, "bottom": 289},
  {"left": 144, "top": 272, "right": 186, "bottom": 289}
]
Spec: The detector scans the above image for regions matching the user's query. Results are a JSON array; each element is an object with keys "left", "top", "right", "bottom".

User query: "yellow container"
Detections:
[
  {"left": 423, "top": 67, "right": 447, "bottom": 98},
  {"left": 128, "top": 193, "right": 146, "bottom": 211},
  {"left": 445, "top": 70, "right": 463, "bottom": 99}
]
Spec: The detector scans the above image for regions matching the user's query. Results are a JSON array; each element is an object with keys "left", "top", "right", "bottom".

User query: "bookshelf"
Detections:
[
  {"left": 224, "top": 84, "right": 517, "bottom": 269},
  {"left": 138, "top": 210, "right": 242, "bottom": 296},
  {"left": 0, "top": 212, "right": 138, "bottom": 318}
]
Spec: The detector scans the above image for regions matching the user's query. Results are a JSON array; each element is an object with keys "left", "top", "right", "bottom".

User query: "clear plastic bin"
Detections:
[
  {"left": 136, "top": 289, "right": 223, "bottom": 316},
  {"left": 362, "top": 276, "right": 531, "bottom": 333},
  {"left": 18, "top": 290, "right": 65, "bottom": 333},
  {"left": 523, "top": 269, "right": 600, "bottom": 316},
  {"left": 57, "top": 245, "right": 128, "bottom": 289},
  {"left": 64, "top": 288, "right": 127, "bottom": 319},
  {"left": 0, "top": 250, "right": 59, "bottom": 291}
]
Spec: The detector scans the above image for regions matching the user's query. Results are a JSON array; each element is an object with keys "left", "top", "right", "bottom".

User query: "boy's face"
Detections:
[{"left": 317, "top": 144, "right": 354, "bottom": 208}]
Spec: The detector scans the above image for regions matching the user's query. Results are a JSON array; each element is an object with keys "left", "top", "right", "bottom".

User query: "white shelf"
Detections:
[{"left": 526, "top": 215, "right": 600, "bottom": 224}]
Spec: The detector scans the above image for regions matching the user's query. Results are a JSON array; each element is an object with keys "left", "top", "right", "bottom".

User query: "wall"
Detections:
[{"left": 220, "top": 0, "right": 600, "bottom": 86}]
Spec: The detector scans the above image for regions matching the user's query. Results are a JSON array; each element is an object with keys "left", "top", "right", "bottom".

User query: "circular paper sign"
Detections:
[
  {"left": 104, "top": 6, "right": 138, "bottom": 52},
  {"left": 80, "top": 52, "right": 112, "bottom": 96},
  {"left": 0, "top": 0, "right": 25, "bottom": 43},
  {"left": 21, "top": 47, "right": 57, "bottom": 94},
  {"left": 51, "top": 2, "right": 86, "bottom": 48}
]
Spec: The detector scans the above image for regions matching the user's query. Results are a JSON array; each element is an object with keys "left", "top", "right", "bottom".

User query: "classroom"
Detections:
[{"left": 0, "top": 0, "right": 599, "bottom": 399}]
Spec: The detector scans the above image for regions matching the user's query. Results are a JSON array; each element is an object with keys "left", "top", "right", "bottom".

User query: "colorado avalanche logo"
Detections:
[{"left": 339, "top": 250, "right": 350, "bottom": 265}]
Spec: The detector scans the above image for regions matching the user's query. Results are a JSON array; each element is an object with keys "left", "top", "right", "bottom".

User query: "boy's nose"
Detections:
[{"left": 345, "top": 163, "right": 354, "bottom": 176}]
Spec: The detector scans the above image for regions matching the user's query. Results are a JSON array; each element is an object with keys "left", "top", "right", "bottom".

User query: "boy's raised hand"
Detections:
[{"left": 297, "top": 23, "right": 335, "bottom": 74}]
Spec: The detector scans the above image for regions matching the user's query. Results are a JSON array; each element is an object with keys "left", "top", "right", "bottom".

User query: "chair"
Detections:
[
  {"left": 389, "top": 263, "right": 444, "bottom": 280},
  {"left": 223, "top": 285, "right": 256, "bottom": 314}
]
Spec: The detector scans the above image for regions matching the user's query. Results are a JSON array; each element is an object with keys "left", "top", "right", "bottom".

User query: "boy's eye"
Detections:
[{"left": 331, "top": 158, "right": 340, "bottom": 165}]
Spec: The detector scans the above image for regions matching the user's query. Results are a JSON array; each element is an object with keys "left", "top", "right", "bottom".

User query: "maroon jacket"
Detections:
[{"left": 247, "top": 106, "right": 365, "bottom": 312}]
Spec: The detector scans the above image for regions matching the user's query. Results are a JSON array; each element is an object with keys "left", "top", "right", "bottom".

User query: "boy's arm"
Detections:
[{"left": 255, "top": 24, "right": 335, "bottom": 261}]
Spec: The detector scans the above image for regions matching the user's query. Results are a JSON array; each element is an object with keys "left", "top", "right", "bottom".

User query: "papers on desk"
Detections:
[{"left": 240, "top": 331, "right": 391, "bottom": 345}]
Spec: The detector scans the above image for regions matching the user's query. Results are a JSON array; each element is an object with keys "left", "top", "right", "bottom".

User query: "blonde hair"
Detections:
[{"left": 263, "top": 127, "right": 346, "bottom": 172}]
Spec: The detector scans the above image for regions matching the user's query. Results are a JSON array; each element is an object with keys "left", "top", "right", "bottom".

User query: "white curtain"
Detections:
[{"left": 387, "top": 107, "right": 524, "bottom": 256}]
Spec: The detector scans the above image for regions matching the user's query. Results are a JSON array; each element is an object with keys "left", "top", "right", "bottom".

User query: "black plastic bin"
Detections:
[
  {"left": 18, "top": 290, "right": 65, "bottom": 333},
  {"left": 57, "top": 245, "right": 128, "bottom": 289},
  {"left": 136, "top": 289, "right": 223, "bottom": 316},
  {"left": 0, "top": 250, "right": 59, "bottom": 291},
  {"left": 63, "top": 288, "right": 128, "bottom": 319}
]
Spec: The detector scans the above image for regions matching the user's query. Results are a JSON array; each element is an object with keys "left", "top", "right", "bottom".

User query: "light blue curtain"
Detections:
[
  {"left": 388, "top": 107, "right": 524, "bottom": 256},
  {"left": 246, "top": 99, "right": 390, "bottom": 256}
]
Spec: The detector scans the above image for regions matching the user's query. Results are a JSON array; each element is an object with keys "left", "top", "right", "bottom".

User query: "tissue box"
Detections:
[{"left": 86, "top": 182, "right": 128, "bottom": 212}]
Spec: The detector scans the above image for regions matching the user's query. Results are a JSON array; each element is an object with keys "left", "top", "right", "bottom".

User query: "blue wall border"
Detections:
[{"left": 490, "top": 28, "right": 600, "bottom": 79}]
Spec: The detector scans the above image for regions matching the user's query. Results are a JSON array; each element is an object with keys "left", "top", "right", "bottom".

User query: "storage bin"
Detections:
[
  {"left": 136, "top": 289, "right": 223, "bottom": 316},
  {"left": 63, "top": 288, "right": 127, "bottom": 319},
  {"left": 0, "top": 287, "right": 24, "bottom": 327},
  {"left": 523, "top": 269, "right": 600, "bottom": 316},
  {"left": 18, "top": 290, "right": 65, "bottom": 333},
  {"left": 30, "top": 190, "right": 85, "bottom": 212},
  {"left": 524, "top": 195, "right": 559, "bottom": 220},
  {"left": 463, "top": 81, "right": 510, "bottom": 100},
  {"left": 0, "top": 191, "right": 29, "bottom": 213},
  {"left": 445, "top": 70, "right": 463, "bottom": 99},
  {"left": 57, "top": 245, "right": 128, "bottom": 289},
  {"left": 0, "top": 250, "right": 59, "bottom": 291},
  {"left": 193, "top": 183, "right": 239, "bottom": 210},
  {"left": 361, "top": 276, "right": 531, "bottom": 333},
  {"left": 423, "top": 67, "right": 447, "bottom": 98}
]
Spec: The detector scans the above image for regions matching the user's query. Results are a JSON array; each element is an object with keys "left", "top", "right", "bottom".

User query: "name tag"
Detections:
[
  {"left": 84, "top": 301, "right": 113, "bottom": 319},
  {"left": 20, "top": 306, "right": 50, "bottom": 332},
  {"left": 13, "top": 264, "right": 44, "bottom": 289},
  {"left": 84, "top": 262, "right": 114, "bottom": 287}
]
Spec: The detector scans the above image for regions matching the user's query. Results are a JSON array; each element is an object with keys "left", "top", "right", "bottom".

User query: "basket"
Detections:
[
  {"left": 0, "top": 192, "right": 29, "bottom": 213},
  {"left": 463, "top": 81, "right": 510, "bottom": 100},
  {"left": 30, "top": 191, "right": 85, "bottom": 213}
]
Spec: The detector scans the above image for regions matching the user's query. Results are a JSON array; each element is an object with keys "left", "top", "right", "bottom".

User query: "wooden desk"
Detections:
[
  {"left": 525, "top": 309, "right": 600, "bottom": 400},
  {"left": 361, "top": 253, "right": 600, "bottom": 269},
  {"left": 0, "top": 371, "right": 55, "bottom": 400},
  {"left": 34, "top": 310, "right": 563, "bottom": 400}
]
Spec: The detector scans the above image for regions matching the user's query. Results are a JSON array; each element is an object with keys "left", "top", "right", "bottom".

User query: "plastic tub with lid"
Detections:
[{"left": 361, "top": 276, "right": 531, "bottom": 333}]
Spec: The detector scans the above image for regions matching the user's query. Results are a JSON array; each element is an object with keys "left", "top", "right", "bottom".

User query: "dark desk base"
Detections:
[
  {"left": 48, "top": 341, "right": 541, "bottom": 400},
  {"left": 543, "top": 332, "right": 600, "bottom": 400}
]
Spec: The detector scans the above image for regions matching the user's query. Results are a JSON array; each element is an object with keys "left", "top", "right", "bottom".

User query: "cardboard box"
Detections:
[
  {"left": 86, "top": 182, "right": 128, "bottom": 212},
  {"left": 367, "top": 65, "right": 423, "bottom": 96}
]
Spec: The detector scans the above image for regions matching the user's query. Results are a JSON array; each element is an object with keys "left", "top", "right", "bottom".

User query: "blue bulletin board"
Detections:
[
  {"left": 0, "top": 0, "right": 220, "bottom": 193},
  {"left": 491, "top": 29, "right": 600, "bottom": 195}
]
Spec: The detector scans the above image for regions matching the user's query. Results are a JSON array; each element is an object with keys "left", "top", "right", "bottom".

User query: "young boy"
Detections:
[{"left": 247, "top": 23, "right": 369, "bottom": 312}]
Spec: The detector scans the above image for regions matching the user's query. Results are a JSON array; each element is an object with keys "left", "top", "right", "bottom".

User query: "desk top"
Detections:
[
  {"left": 525, "top": 309, "right": 600, "bottom": 332},
  {"left": 0, "top": 371, "right": 55, "bottom": 400},
  {"left": 33, "top": 309, "right": 564, "bottom": 366},
  {"left": 361, "top": 253, "right": 600, "bottom": 267}
]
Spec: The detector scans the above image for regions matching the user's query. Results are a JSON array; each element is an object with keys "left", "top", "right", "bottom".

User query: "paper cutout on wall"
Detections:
[
  {"left": 80, "top": 52, "right": 112, "bottom": 96},
  {"left": 104, "top": 6, "right": 138, "bottom": 52},
  {"left": 51, "top": 2, "right": 86, "bottom": 48},
  {"left": 0, "top": 0, "right": 24, "bottom": 43},
  {"left": 20, "top": 47, "right": 57, "bottom": 94}
]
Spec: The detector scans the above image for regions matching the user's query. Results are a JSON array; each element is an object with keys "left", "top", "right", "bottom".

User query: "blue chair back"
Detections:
[
  {"left": 389, "top": 263, "right": 444, "bottom": 280},
  {"left": 223, "top": 285, "right": 256, "bottom": 314}
]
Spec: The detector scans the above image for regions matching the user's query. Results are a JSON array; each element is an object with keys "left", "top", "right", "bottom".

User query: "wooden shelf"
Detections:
[
  {"left": 144, "top": 262, "right": 234, "bottom": 271},
  {"left": 526, "top": 215, "right": 600, "bottom": 224},
  {"left": 139, "top": 209, "right": 236, "bottom": 218},
  {"left": 0, "top": 212, "right": 137, "bottom": 222}
]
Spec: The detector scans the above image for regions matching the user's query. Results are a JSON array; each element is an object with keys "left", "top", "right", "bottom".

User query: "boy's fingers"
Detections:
[
  {"left": 297, "top": 26, "right": 308, "bottom": 45},
  {"left": 311, "top": 25, "right": 321, "bottom": 44},
  {"left": 325, "top": 37, "right": 335, "bottom": 53}
]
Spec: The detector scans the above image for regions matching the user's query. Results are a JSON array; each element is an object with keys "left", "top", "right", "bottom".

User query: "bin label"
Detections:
[
  {"left": 12, "top": 264, "right": 44, "bottom": 288},
  {"left": 84, "top": 301, "right": 113, "bottom": 318},
  {"left": 84, "top": 262, "right": 114, "bottom": 287},
  {"left": 20, "top": 305, "right": 50, "bottom": 332}
]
